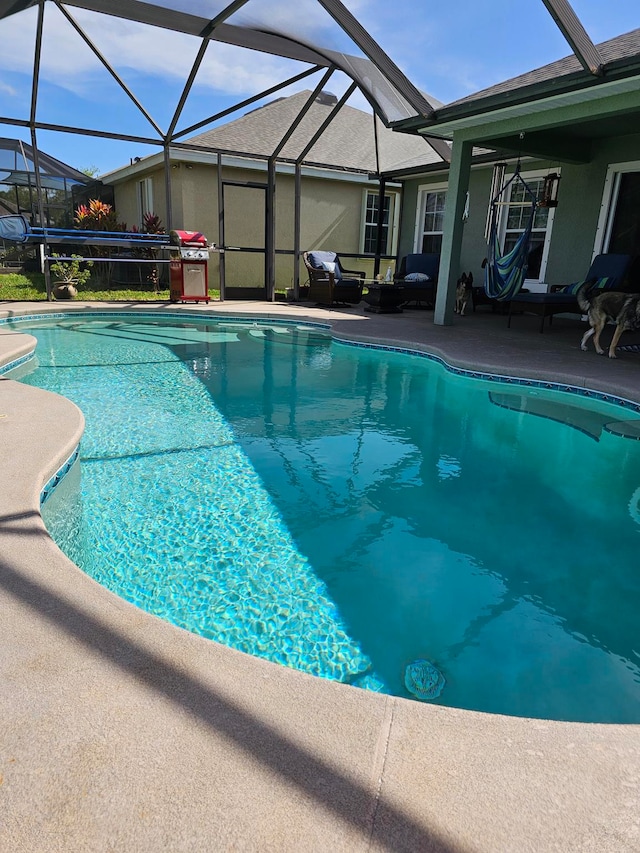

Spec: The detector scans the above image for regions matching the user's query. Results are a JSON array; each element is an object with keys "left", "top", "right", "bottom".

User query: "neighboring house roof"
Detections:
[
  {"left": 0, "top": 137, "right": 89, "bottom": 183},
  {"left": 182, "top": 90, "right": 445, "bottom": 174}
]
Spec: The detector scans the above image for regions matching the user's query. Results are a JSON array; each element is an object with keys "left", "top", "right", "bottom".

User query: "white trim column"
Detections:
[{"left": 434, "top": 137, "right": 472, "bottom": 325}]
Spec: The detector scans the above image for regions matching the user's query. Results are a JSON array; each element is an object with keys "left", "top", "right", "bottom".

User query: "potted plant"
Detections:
[{"left": 50, "top": 254, "right": 93, "bottom": 299}]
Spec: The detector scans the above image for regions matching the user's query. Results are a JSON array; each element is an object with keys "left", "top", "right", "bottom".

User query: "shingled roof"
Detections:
[
  {"left": 184, "top": 90, "right": 445, "bottom": 174},
  {"left": 443, "top": 27, "right": 640, "bottom": 113}
]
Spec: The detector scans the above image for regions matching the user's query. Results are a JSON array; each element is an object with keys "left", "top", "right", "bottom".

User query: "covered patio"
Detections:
[{"left": 393, "top": 8, "right": 640, "bottom": 325}]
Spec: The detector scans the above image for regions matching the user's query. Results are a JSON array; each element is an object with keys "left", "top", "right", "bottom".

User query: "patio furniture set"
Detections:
[
  {"left": 303, "top": 250, "right": 635, "bottom": 329},
  {"left": 303, "top": 251, "right": 440, "bottom": 313}
]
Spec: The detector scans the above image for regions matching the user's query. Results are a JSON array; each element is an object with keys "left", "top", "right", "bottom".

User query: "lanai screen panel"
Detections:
[{"left": 0, "top": 0, "right": 434, "bottom": 130}]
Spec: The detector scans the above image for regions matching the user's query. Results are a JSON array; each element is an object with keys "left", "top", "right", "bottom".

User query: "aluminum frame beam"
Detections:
[
  {"left": 51, "top": 0, "right": 432, "bottom": 126},
  {"left": 540, "top": 0, "right": 604, "bottom": 75}
]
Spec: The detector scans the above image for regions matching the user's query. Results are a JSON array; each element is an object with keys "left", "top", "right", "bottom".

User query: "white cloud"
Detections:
[
  {"left": 0, "top": 4, "right": 331, "bottom": 101},
  {"left": 0, "top": 0, "right": 399, "bottom": 130},
  {"left": 0, "top": 81, "right": 18, "bottom": 97}
]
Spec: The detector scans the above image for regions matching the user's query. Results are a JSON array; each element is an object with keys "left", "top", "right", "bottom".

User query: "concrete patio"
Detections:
[{"left": 1, "top": 299, "right": 639, "bottom": 852}]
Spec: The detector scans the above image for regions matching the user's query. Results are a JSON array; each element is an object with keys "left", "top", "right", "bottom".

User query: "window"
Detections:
[
  {"left": 137, "top": 177, "right": 153, "bottom": 225},
  {"left": 498, "top": 171, "right": 556, "bottom": 283},
  {"left": 362, "top": 190, "right": 398, "bottom": 255},
  {"left": 415, "top": 185, "right": 447, "bottom": 254},
  {"left": 595, "top": 161, "right": 640, "bottom": 289}
]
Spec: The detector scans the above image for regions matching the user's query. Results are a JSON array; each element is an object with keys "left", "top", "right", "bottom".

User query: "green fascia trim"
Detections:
[
  {"left": 394, "top": 60, "right": 640, "bottom": 135},
  {"left": 437, "top": 80, "right": 640, "bottom": 144}
]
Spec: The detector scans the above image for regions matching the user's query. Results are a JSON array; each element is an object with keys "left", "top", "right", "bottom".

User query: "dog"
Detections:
[
  {"left": 577, "top": 282, "right": 640, "bottom": 358},
  {"left": 455, "top": 272, "right": 473, "bottom": 316}
]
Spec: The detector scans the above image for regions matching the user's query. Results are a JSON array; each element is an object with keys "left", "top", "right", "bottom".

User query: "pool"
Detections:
[{"left": 7, "top": 314, "right": 640, "bottom": 722}]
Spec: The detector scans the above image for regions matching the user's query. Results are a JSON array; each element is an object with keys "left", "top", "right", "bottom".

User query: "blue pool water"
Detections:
[{"left": 8, "top": 315, "right": 640, "bottom": 722}]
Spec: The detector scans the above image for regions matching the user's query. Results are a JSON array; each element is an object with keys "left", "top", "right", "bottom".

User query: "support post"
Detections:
[
  {"left": 30, "top": 3, "right": 52, "bottom": 301},
  {"left": 294, "top": 163, "right": 301, "bottom": 299},
  {"left": 266, "top": 157, "right": 276, "bottom": 302},
  {"left": 217, "top": 153, "right": 225, "bottom": 301},
  {"left": 373, "top": 175, "right": 386, "bottom": 279},
  {"left": 433, "top": 138, "right": 473, "bottom": 326},
  {"left": 163, "top": 145, "right": 173, "bottom": 232}
]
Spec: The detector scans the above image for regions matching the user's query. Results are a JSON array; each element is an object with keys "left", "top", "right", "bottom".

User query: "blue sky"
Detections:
[{"left": 0, "top": 0, "right": 638, "bottom": 175}]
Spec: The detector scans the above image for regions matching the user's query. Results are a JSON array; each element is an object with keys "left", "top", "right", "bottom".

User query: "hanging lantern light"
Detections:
[{"left": 539, "top": 172, "right": 561, "bottom": 208}]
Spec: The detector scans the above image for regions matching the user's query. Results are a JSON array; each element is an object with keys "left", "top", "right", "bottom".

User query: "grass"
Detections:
[{"left": 0, "top": 271, "right": 221, "bottom": 302}]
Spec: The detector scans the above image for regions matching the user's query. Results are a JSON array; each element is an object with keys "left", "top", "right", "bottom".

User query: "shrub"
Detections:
[{"left": 50, "top": 254, "right": 94, "bottom": 288}]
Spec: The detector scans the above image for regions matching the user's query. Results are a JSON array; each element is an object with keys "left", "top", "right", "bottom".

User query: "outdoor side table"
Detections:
[{"left": 363, "top": 283, "right": 404, "bottom": 313}]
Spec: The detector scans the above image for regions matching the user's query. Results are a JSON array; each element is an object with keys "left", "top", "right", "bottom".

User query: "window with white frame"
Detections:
[
  {"left": 498, "top": 171, "right": 557, "bottom": 283},
  {"left": 414, "top": 184, "right": 447, "bottom": 254},
  {"left": 595, "top": 160, "right": 640, "bottom": 289},
  {"left": 137, "top": 177, "right": 153, "bottom": 226},
  {"left": 362, "top": 190, "right": 398, "bottom": 255}
]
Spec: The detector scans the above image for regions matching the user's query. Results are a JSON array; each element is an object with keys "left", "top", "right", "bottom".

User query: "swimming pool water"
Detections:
[{"left": 11, "top": 315, "right": 640, "bottom": 722}]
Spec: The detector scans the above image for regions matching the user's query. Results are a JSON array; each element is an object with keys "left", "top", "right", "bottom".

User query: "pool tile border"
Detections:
[
  {"left": 40, "top": 446, "right": 79, "bottom": 505},
  {"left": 333, "top": 335, "right": 640, "bottom": 414},
  {"left": 0, "top": 350, "right": 34, "bottom": 375},
  {"left": 0, "top": 310, "right": 332, "bottom": 332}
]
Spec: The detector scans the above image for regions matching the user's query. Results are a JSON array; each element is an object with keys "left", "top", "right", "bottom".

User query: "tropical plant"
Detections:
[
  {"left": 131, "top": 211, "right": 166, "bottom": 293},
  {"left": 73, "top": 199, "right": 126, "bottom": 284},
  {"left": 74, "top": 199, "right": 125, "bottom": 232}
]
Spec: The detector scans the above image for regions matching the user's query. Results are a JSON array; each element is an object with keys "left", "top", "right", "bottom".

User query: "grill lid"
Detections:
[{"left": 170, "top": 229, "right": 207, "bottom": 247}]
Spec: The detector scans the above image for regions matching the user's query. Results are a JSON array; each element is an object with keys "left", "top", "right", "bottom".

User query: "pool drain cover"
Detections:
[{"left": 405, "top": 659, "right": 445, "bottom": 700}]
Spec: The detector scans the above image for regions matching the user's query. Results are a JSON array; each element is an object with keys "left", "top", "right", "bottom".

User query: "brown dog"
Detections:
[
  {"left": 455, "top": 272, "right": 473, "bottom": 316},
  {"left": 578, "top": 283, "right": 640, "bottom": 358}
]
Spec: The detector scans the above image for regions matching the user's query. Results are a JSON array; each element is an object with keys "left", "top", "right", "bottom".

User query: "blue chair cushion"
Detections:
[
  {"left": 560, "top": 276, "right": 612, "bottom": 295},
  {"left": 307, "top": 251, "right": 342, "bottom": 280},
  {"left": 307, "top": 250, "right": 336, "bottom": 267},
  {"left": 403, "top": 253, "right": 439, "bottom": 279}
]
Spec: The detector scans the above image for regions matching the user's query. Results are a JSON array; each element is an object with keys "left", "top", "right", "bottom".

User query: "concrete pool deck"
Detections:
[{"left": 1, "top": 299, "right": 639, "bottom": 852}]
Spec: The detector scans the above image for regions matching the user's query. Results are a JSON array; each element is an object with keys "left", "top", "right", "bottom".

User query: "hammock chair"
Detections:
[{"left": 484, "top": 169, "right": 537, "bottom": 301}]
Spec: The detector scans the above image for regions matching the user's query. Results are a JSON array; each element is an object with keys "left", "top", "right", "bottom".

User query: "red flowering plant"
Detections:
[
  {"left": 130, "top": 212, "right": 166, "bottom": 293},
  {"left": 72, "top": 201, "right": 167, "bottom": 292},
  {"left": 74, "top": 199, "right": 127, "bottom": 284}
]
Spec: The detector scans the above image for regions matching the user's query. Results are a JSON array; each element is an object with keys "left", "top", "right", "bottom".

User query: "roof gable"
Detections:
[{"left": 185, "top": 90, "right": 444, "bottom": 173}]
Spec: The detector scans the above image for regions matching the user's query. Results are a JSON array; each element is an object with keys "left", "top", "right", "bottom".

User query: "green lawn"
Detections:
[{"left": 0, "top": 272, "right": 223, "bottom": 302}]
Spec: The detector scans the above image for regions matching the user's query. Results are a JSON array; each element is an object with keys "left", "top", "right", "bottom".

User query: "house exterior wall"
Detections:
[
  {"left": 398, "top": 168, "right": 504, "bottom": 285},
  {"left": 398, "top": 130, "right": 640, "bottom": 292},
  {"left": 544, "top": 132, "right": 640, "bottom": 286},
  {"left": 110, "top": 162, "right": 395, "bottom": 292}
]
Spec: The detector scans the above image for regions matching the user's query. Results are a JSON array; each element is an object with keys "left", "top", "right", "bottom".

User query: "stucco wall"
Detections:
[
  {"left": 399, "top": 131, "right": 640, "bottom": 291},
  {"left": 112, "top": 163, "right": 390, "bottom": 292},
  {"left": 544, "top": 132, "right": 640, "bottom": 286},
  {"left": 398, "top": 170, "right": 494, "bottom": 285}
]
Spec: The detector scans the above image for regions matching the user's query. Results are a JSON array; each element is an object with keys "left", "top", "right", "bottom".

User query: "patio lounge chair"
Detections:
[
  {"left": 393, "top": 253, "right": 439, "bottom": 306},
  {"left": 507, "top": 253, "right": 632, "bottom": 333},
  {"left": 303, "top": 251, "right": 365, "bottom": 305}
]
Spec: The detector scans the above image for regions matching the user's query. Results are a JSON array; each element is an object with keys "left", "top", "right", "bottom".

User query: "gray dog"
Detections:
[{"left": 578, "top": 282, "right": 640, "bottom": 358}]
